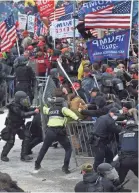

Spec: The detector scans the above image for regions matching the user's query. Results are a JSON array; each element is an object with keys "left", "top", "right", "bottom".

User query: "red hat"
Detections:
[
  {"left": 37, "top": 41, "right": 45, "bottom": 46},
  {"left": 27, "top": 45, "right": 34, "bottom": 50},
  {"left": 71, "top": 82, "right": 80, "bottom": 90},
  {"left": 22, "top": 30, "right": 29, "bottom": 36}
]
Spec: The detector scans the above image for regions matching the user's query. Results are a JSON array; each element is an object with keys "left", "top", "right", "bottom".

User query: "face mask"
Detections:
[{"left": 112, "top": 115, "right": 118, "bottom": 120}]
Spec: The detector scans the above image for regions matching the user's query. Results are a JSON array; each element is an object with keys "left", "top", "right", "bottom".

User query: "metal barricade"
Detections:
[
  {"left": 67, "top": 121, "right": 125, "bottom": 167},
  {"left": 32, "top": 76, "right": 48, "bottom": 107},
  {"left": 38, "top": 76, "right": 57, "bottom": 139},
  {"left": 67, "top": 121, "right": 95, "bottom": 166}
]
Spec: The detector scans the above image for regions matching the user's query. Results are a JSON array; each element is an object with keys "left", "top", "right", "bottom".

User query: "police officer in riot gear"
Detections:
[
  {"left": 97, "top": 163, "right": 120, "bottom": 186},
  {"left": 14, "top": 56, "right": 36, "bottom": 104},
  {"left": 118, "top": 120, "right": 138, "bottom": 183},
  {"left": 34, "top": 89, "right": 79, "bottom": 174},
  {"left": 90, "top": 108, "right": 122, "bottom": 171},
  {"left": 1, "top": 91, "right": 39, "bottom": 162}
]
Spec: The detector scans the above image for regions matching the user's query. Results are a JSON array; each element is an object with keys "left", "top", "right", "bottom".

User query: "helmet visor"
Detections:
[{"left": 104, "top": 168, "right": 119, "bottom": 181}]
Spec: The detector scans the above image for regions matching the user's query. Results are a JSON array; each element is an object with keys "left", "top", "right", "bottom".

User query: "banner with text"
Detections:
[
  {"left": 78, "top": 0, "right": 112, "bottom": 19},
  {"left": 86, "top": 29, "right": 130, "bottom": 63},
  {"left": 18, "top": 13, "right": 27, "bottom": 30},
  {"left": 27, "top": 15, "right": 35, "bottom": 33},
  {"left": 36, "top": 0, "right": 54, "bottom": 17},
  {"left": 50, "top": 19, "right": 80, "bottom": 39}
]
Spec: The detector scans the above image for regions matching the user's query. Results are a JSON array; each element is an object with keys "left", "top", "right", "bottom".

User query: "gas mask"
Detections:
[{"left": 20, "top": 96, "right": 31, "bottom": 107}]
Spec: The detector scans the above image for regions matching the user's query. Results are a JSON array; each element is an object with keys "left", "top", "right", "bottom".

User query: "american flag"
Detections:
[
  {"left": 0, "top": 14, "right": 17, "bottom": 52},
  {"left": 49, "top": 3, "right": 73, "bottom": 22},
  {"left": 40, "top": 24, "right": 48, "bottom": 35},
  {"left": 89, "top": 29, "right": 108, "bottom": 37},
  {"left": 85, "top": 1, "right": 131, "bottom": 29}
]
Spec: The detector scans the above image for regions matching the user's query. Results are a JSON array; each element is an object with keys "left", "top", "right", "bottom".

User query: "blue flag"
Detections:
[
  {"left": 78, "top": 0, "right": 113, "bottom": 19},
  {"left": 86, "top": 30, "right": 130, "bottom": 63}
]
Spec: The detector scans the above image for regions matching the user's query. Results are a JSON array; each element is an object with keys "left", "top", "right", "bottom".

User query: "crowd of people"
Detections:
[{"left": 0, "top": 30, "right": 138, "bottom": 192}]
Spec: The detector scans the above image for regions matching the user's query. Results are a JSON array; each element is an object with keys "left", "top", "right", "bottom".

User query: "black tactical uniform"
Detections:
[
  {"left": 26, "top": 113, "right": 43, "bottom": 155},
  {"left": 14, "top": 56, "right": 36, "bottom": 103},
  {"left": 118, "top": 120, "right": 138, "bottom": 183},
  {"left": 1, "top": 91, "right": 37, "bottom": 162},
  {"left": 91, "top": 108, "right": 122, "bottom": 171}
]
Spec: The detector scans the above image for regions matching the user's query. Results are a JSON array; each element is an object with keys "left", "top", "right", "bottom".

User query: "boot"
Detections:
[
  {"left": 27, "top": 137, "right": 42, "bottom": 155},
  {"left": 33, "top": 161, "right": 41, "bottom": 173},
  {"left": 0, "top": 110, "right": 4, "bottom": 114},
  {"left": 1, "top": 143, "right": 14, "bottom": 162},
  {"left": 21, "top": 139, "right": 33, "bottom": 162},
  {"left": 62, "top": 165, "right": 71, "bottom": 174},
  {"left": 21, "top": 155, "right": 33, "bottom": 162}
]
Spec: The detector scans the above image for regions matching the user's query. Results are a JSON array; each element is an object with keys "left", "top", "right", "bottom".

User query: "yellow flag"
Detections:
[{"left": 25, "top": 0, "right": 35, "bottom": 7}]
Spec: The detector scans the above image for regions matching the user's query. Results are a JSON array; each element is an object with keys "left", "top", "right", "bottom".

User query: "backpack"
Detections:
[
  {"left": 86, "top": 177, "right": 104, "bottom": 192},
  {"left": 101, "top": 75, "right": 113, "bottom": 87}
]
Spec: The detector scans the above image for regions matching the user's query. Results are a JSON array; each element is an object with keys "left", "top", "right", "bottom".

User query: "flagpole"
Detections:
[
  {"left": 73, "top": 0, "right": 76, "bottom": 53},
  {"left": 54, "top": 3, "right": 56, "bottom": 49},
  {"left": 16, "top": 38, "right": 20, "bottom": 56},
  {"left": 127, "top": 0, "right": 134, "bottom": 70}
]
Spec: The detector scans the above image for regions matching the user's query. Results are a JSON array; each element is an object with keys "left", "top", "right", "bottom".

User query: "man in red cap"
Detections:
[
  {"left": 71, "top": 82, "right": 89, "bottom": 103},
  {"left": 21, "top": 30, "right": 32, "bottom": 50}
]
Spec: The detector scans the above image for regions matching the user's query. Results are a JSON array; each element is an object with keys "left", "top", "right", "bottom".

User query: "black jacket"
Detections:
[
  {"left": 15, "top": 63, "right": 36, "bottom": 87},
  {"left": 27, "top": 113, "right": 42, "bottom": 137},
  {"left": 81, "top": 103, "right": 121, "bottom": 118},
  {"left": 74, "top": 172, "right": 116, "bottom": 192},
  {"left": 6, "top": 101, "right": 36, "bottom": 129},
  {"left": 93, "top": 114, "right": 121, "bottom": 140},
  {"left": 77, "top": 88, "right": 89, "bottom": 103}
]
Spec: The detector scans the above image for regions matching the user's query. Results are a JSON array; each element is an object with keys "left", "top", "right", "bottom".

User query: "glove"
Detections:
[{"left": 77, "top": 118, "right": 82, "bottom": 123}]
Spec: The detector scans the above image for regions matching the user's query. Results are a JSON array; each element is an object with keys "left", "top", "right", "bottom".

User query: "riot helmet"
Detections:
[
  {"left": 48, "top": 97, "right": 66, "bottom": 107},
  {"left": 15, "top": 91, "right": 31, "bottom": 107},
  {"left": 97, "top": 163, "right": 119, "bottom": 182}
]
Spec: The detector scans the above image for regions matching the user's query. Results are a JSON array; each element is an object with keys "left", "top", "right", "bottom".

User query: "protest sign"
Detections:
[
  {"left": 36, "top": 0, "right": 54, "bottom": 17},
  {"left": 18, "top": 13, "right": 27, "bottom": 30},
  {"left": 86, "top": 29, "right": 130, "bottom": 63},
  {"left": 50, "top": 19, "right": 80, "bottom": 39},
  {"left": 27, "top": 15, "right": 35, "bottom": 33}
]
